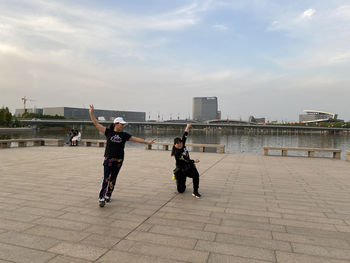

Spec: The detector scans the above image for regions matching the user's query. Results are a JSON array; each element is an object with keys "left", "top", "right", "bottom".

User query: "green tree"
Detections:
[{"left": 0, "top": 107, "right": 12, "bottom": 127}]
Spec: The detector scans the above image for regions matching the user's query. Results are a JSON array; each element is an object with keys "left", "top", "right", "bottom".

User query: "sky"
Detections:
[{"left": 1, "top": 0, "right": 350, "bottom": 122}]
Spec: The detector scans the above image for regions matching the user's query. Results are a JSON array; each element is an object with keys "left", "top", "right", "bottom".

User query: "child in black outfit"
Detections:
[{"left": 171, "top": 123, "right": 201, "bottom": 198}]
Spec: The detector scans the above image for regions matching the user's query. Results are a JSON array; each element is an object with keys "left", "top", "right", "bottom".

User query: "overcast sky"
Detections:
[{"left": 1, "top": 0, "right": 349, "bottom": 122}]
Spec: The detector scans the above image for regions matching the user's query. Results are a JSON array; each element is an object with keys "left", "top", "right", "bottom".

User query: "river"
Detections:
[{"left": 1, "top": 127, "right": 350, "bottom": 159}]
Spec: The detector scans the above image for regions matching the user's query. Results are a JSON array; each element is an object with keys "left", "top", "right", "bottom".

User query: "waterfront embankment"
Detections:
[{"left": 0, "top": 147, "right": 350, "bottom": 262}]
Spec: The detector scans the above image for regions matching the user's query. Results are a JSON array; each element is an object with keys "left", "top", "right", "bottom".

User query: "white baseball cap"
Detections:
[{"left": 113, "top": 117, "right": 127, "bottom": 124}]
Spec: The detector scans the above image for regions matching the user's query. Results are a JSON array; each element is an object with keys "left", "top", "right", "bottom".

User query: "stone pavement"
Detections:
[{"left": 0, "top": 147, "right": 350, "bottom": 263}]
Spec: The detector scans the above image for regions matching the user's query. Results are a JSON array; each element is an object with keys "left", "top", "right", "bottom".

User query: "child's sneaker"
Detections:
[
  {"left": 192, "top": 192, "right": 201, "bottom": 198},
  {"left": 105, "top": 196, "right": 111, "bottom": 203},
  {"left": 99, "top": 198, "right": 105, "bottom": 207}
]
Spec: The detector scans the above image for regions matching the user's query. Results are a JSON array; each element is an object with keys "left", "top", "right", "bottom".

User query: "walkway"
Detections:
[{"left": 0, "top": 147, "right": 350, "bottom": 263}]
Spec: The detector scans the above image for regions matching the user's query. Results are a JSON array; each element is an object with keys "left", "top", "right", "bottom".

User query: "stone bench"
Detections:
[
  {"left": 146, "top": 142, "right": 225, "bottom": 153},
  {"left": 346, "top": 151, "right": 350, "bottom": 162},
  {"left": 0, "top": 138, "right": 64, "bottom": 148},
  {"left": 81, "top": 139, "right": 105, "bottom": 147},
  {"left": 263, "top": 146, "right": 341, "bottom": 159}
]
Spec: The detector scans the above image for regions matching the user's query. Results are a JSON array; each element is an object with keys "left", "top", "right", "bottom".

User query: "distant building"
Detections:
[
  {"left": 299, "top": 110, "right": 341, "bottom": 123},
  {"left": 192, "top": 97, "right": 220, "bottom": 122},
  {"left": 248, "top": 116, "right": 265, "bottom": 124},
  {"left": 16, "top": 107, "right": 146, "bottom": 121},
  {"left": 15, "top": 107, "right": 43, "bottom": 116}
]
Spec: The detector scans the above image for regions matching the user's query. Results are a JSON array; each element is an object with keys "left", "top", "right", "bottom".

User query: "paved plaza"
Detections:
[{"left": 0, "top": 146, "right": 350, "bottom": 263}]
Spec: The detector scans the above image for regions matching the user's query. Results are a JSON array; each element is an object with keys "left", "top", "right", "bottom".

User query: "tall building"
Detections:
[{"left": 192, "top": 97, "right": 219, "bottom": 122}]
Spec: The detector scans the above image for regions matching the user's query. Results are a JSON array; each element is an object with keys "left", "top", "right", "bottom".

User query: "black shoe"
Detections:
[
  {"left": 105, "top": 196, "right": 111, "bottom": 203},
  {"left": 99, "top": 198, "right": 105, "bottom": 207},
  {"left": 192, "top": 192, "right": 201, "bottom": 198}
]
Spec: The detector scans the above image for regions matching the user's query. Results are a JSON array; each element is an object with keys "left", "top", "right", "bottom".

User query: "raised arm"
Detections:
[
  {"left": 185, "top": 123, "right": 191, "bottom": 133},
  {"left": 89, "top": 105, "right": 106, "bottom": 134},
  {"left": 129, "top": 136, "right": 157, "bottom": 145}
]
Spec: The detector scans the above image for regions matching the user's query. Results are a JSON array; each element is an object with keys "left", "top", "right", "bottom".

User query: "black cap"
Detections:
[{"left": 174, "top": 137, "right": 182, "bottom": 144}]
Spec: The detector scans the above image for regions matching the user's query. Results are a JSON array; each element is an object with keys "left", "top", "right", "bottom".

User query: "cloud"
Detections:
[
  {"left": 211, "top": 24, "right": 229, "bottom": 31},
  {"left": 300, "top": 8, "right": 316, "bottom": 19}
]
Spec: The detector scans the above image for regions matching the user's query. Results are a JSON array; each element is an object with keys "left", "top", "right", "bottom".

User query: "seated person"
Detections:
[{"left": 71, "top": 130, "right": 81, "bottom": 146}]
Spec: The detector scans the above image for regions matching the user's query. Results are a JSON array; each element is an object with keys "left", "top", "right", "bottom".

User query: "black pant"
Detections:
[
  {"left": 99, "top": 158, "right": 123, "bottom": 199},
  {"left": 176, "top": 166, "right": 199, "bottom": 193}
]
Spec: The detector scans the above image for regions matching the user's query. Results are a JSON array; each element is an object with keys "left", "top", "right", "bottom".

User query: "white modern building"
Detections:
[{"left": 299, "top": 110, "right": 339, "bottom": 123}]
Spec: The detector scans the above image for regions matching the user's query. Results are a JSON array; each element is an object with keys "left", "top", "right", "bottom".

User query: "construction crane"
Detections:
[{"left": 21, "top": 96, "right": 35, "bottom": 113}]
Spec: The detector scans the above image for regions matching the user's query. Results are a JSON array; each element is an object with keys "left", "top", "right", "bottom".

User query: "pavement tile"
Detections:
[
  {"left": 149, "top": 225, "right": 216, "bottom": 241},
  {"left": 221, "top": 218, "right": 286, "bottom": 232},
  {"left": 270, "top": 218, "right": 337, "bottom": 231},
  {"left": 292, "top": 242, "right": 350, "bottom": 261},
  {"left": 205, "top": 224, "right": 272, "bottom": 239},
  {"left": 272, "top": 231, "right": 350, "bottom": 249},
  {"left": 281, "top": 213, "right": 346, "bottom": 225},
  {"left": 276, "top": 251, "right": 350, "bottom": 263},
  {"left": 114, "top": 239, "right": 209, "bottom": 263},
  {"left": 24, "top": 225, "right": 91, "bottom": 242},
  {"left": 126, "top": 230, "right": 197, "bottom": 249},
  {"left": 33, "top": 217, "right": 91, "bottom": 231},
  {"left": 155, "top": 211, "right": 221, "bottom": 224},
  {"left": 58, "top": 212, "right": 108, "bottom": 225},
  {"left": 0, "top": 231, "right": 59, "bottom": 250},
  {"left": 80, "top": 234, "right": 121, "bottom": 249},
  {"left": 47, "top": 255, "right": 93, "bottom": 263},
  {"left": 0, "top": 218, "right": 34, "bottom": 232},
  {"left": 160, "top": 205, "right": 212, "bottom": 217},
  {"left": 146, "top": 217, "right": 205, "bottom": 230},
  {"left": 0, "top": 242, "right": 56, "bottom": 263},
  {"left": 84, "top": 225, "right": 131, "bottom": 238},
  {"left": 208, "top": 253, "right": 274, "bottom": 263},
  {"left": 216, "top": 233, "right": 292, "bottom": 251},
  {"left": 225, "top": 208, "right": 282, "bottom": 218},
  {"left": 48, "top": 242, "right": 107, "bottom": 261},
  {"left": 210, "top": 211, "right": 269, "bottom": 223},
  {"left": 15, "top": 206, "right": 66, "bottom": 218},
  {"left": 195, "top": 240, "right": 275, "bottom": 262},
  {"left": 96, "top": 250, "right": 183, "bottom": 263}
]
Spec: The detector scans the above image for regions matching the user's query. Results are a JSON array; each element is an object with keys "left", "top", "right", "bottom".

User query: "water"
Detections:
[{"left": 1, "top": 127, "right": 350, "bottom": 159}]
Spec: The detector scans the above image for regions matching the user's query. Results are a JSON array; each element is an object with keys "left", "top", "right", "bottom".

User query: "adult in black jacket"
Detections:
[
  {"left": 171, "top": 123, "right": 201, "bottom": 198},
  {"left": 89, "top": 104, "right": 156, "bottom": 207}
]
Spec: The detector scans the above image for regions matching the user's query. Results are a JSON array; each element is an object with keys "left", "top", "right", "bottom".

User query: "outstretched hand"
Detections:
[{"left": 148, "top": 138, "right": 157, "bottom": 144}]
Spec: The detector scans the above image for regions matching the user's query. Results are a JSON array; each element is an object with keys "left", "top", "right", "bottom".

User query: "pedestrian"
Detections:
[
  {"left": 89, "top": 104, "right": 156, "bottom": 207},
  {"left": 171, "top": 123, "right": 201, "bottom": 198}
]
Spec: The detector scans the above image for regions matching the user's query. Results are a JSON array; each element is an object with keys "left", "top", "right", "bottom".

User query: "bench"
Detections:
[
  {"left": 346, "top": 151, "right": 350, "bottom": 162},
  {"left": 80, "top": 139, "right": 105, "bottom": 147},
  {"left": 146, "top": 142, "right": 225, "bottom": 153},
  {"left": 263, "top": 146, "right": 341, "bottom": 159},
  {"left": 0, "top": 138, "right": 64, "bottom": 148},
  {"left": 40, "top": 138, "right": 64, "bottom": 147}
]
